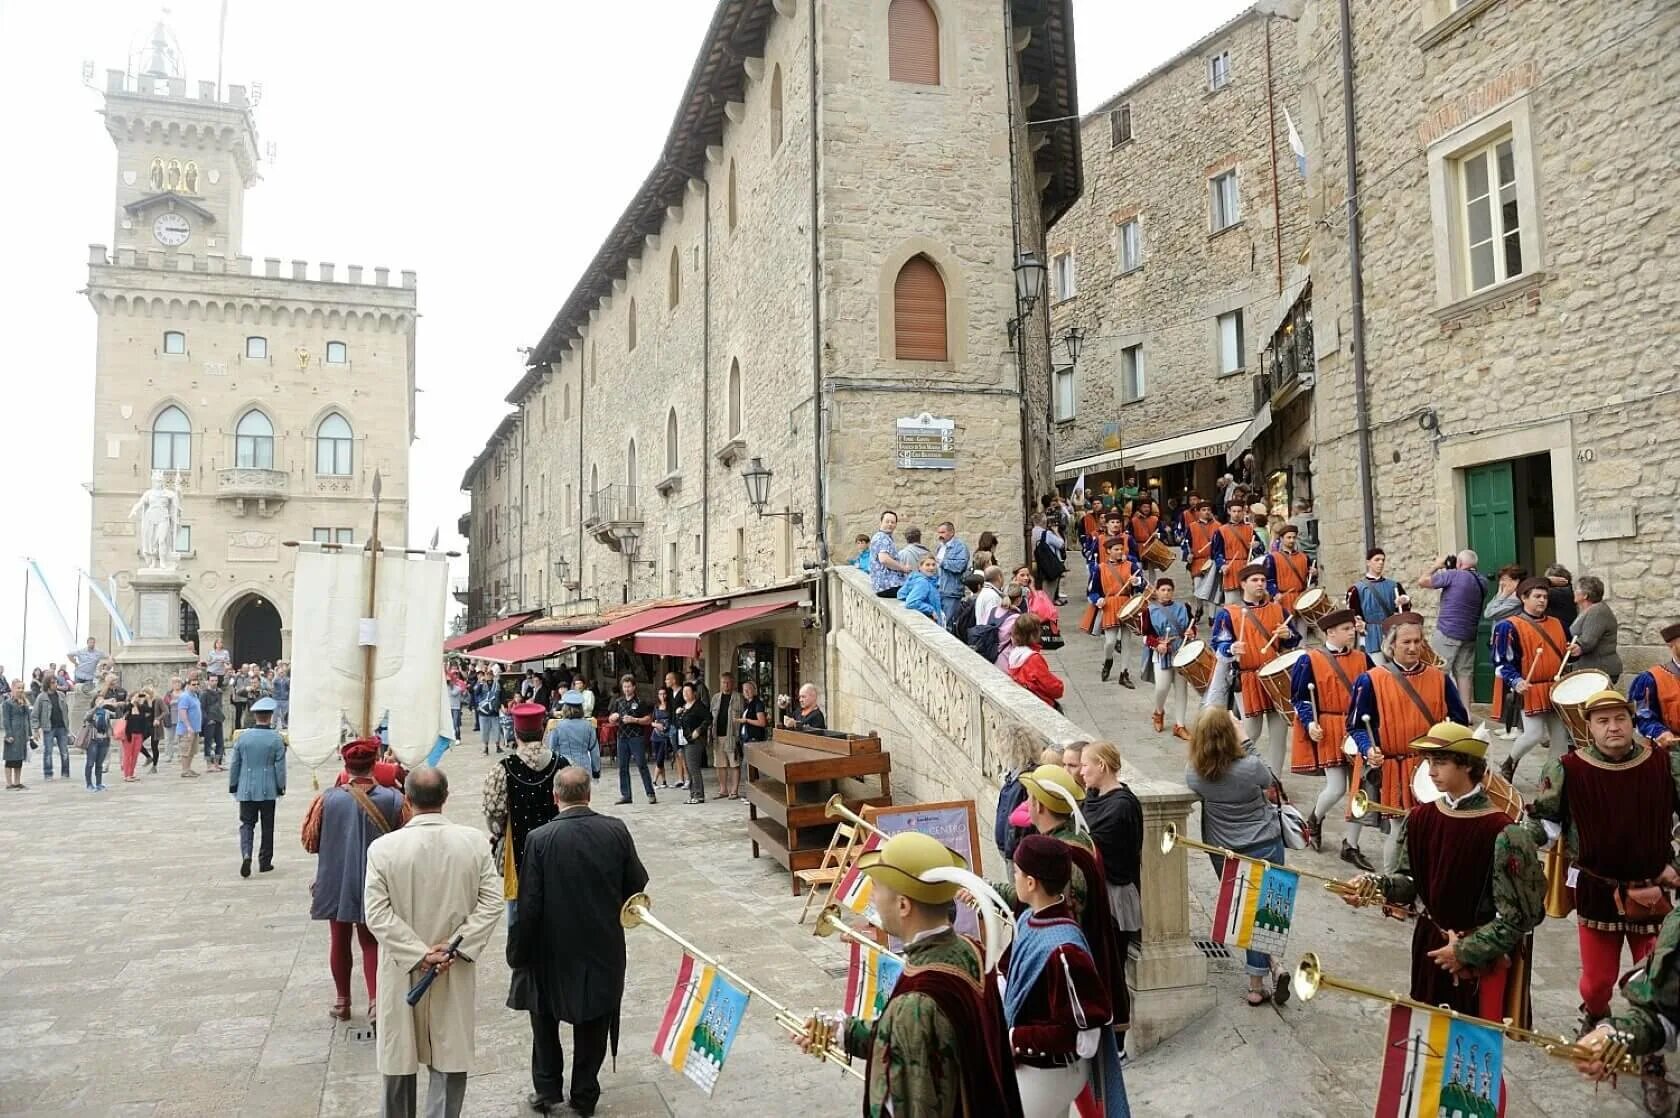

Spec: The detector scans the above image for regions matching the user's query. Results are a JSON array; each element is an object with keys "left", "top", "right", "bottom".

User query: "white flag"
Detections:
[{"left": 1284, "top": 107, "right": 1307, "bottom": 178}]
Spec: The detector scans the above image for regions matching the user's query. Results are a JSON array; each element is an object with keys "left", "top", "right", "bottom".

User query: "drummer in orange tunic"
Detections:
[
  {"left": 1084, "top": 536, "right": 1144, "bottom": 690},
  {"left": 1211, "top": 505, "right": 1258, "bottom": 606},
  {"left": 1209, "top": 564, "right": 1298, "bottom": 774},
  {"left": 1181, "top": 503, "right": 1222, "bottom": 626},
  {"left": 1263, "top": 524, "right": 1313, "bottom": 614},
  {"left": 1347, "top": 612, "right": 1469, "bottom": 873},
  {"left": 1287, "top": 609, "right": 1373, "bottom": 862},
  {"left": 1630, "top": 622, "right": 1680, "bottom": 745},
  {"left": 1495, "top": 577, "right": 1573, "bottom": 782},
  {"left": 1129, "top": 498, "right": 1162, "bottom": 586}
]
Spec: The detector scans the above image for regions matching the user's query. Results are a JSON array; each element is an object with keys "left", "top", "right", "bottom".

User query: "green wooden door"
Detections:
[{"left": 1464, "top": 462, "right": 1517, "bottom": 702}]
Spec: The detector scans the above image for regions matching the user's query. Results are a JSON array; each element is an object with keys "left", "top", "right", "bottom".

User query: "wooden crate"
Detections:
[{"left": 745, "top": 739, "right": 891, "bottom": 893}]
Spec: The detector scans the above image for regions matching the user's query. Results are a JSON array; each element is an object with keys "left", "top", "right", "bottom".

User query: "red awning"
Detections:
[
  {"left": 633, "top": 601, "right": 795, "bottom": 658},
  {"left": 444, "top": 610, "right": 537, "bottom": 652},
  {"left": 567, "top": 602, "right": 711, "bottom": 647},
  {"left": 475, "top": 633, "right": 570, "bottom": 665}
]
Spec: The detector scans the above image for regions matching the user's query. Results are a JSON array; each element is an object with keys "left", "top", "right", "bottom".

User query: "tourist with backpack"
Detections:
[{"left": 84, "top": 689, "right": 116, "bottom": 791}]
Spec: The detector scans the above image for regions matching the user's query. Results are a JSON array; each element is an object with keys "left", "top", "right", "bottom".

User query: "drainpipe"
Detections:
[
  {"left": 517, "top": 403, "right": 526, "bottom": 609},
  {"left": 701, "top": 176, "right": 712, "bottom": 595},
  {"left": 576, "top": 346, "right": 586, "bottom": 600},
  {"left": 1338, "top": 0, "right": 1376, "bottom": 553},
  {"left": 1263, "top": 16, "right": 1284, "bottom": 296},
  {"left": 808, "top": 0, "right": 826, "bottom": 564},
  {"left": 1003, "top": 0, "right": 1034, "bottom": 569}
]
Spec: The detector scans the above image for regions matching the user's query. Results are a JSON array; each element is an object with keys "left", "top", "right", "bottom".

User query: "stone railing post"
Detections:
[{"left": 1127, "top": 780, "right": 1214, "bottom": 1054}]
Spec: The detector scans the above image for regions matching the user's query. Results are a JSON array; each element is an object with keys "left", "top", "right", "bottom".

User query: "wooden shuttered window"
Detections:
[
  {"left": 888, "top": 0, "right": 940, "bottom": 86},
  {"left": 894, "top": 255, "right": 948, "bottom": 361}
]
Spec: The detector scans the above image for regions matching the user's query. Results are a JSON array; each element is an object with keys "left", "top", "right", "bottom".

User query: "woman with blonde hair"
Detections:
[
  {"left": 1183, "top": 707, "right": 1291, "bottom": 1006},
  {"left": 1081, "top": 741, "right": 1142, "bottom": 1034}
]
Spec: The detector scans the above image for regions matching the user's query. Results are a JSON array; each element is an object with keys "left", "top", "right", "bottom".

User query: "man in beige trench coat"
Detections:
[{"left": 364, "top": 767, "right": 502, "bottom": 1118}]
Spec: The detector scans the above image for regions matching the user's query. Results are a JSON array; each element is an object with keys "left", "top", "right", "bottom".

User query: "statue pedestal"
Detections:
[{"left": 114, "top": 568, "right": 201, "bottom": 691}]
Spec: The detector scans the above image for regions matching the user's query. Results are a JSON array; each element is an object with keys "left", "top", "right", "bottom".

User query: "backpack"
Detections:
[
  {"left": 89, "top": 705, "right": 111, "bottom": 738},
  {"left": 947, "top": 595, "right": 979, "bottom": 644},
  {"left": 994, "top": 770, "right": 1030, "bottom": 860},
  {"left": 1034, "top": 533, "right": 1066, "bottom": 582},
  {"left": 967, "top": 621, "right": 1001, "bottom": 663}
]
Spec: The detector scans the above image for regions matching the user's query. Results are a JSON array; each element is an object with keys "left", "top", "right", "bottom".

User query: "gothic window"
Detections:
[
  {"left": 235, "top": 409, "right": 275, "bottom": 469},
  {"left": 727, "top": 160, "right": 738, "bottom": 231},
  {"left": 770, "top": 66, "right": 784, "bottom": 151},
  {"left": 628, "top": 300, "right": 638, "bottom": 352},
  {"left": 893, "top": 255, "right": 948, "bottom": 361},
  {"left": 669, "top": 246, "right": 681, "bottom": 309},
  {"left": 563, "top": 382, "right": 572, "bottom": 420},
  {"left": 727, "top": 359, "right": 743, "bottom": 439},
  {"left": 888, "top": 0, "right": 940, "bottom": 86},
  {"left": 152, "top": 406, "right": 192, "bottom": 470},
  {"left": 626, "top": 439, "right": 639, "bottom": 492},
  {"left": 665, "top": 408, "right": 679, "bottom": 473},
  {"left": 315, "top": 413, "right": 353, "bottom": 476}
]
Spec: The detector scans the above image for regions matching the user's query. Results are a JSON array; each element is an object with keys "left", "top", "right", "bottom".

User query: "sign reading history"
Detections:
[{"left": 894, "top": 413, "right": 955, "bottom": 470}]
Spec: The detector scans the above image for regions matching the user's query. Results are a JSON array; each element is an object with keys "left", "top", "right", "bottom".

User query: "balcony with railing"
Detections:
[
  {"left": 216, "top": 466, "right": 289, "bottom": 516},
  {"left": 585, "top": 483, "right": 643, "bottom": 550},
  {"left": 1255, "top": 283, "right": 1315, "bottom": 412}
]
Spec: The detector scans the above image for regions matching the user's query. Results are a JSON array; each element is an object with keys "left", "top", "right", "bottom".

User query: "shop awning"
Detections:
[
  {"left": 475, "top": 632, "right": 571, "bottom": 665},
  {"left": 444, "top": 610, "right": 538, "bottom": 652},
  {"left": 1054, "top": 419, "right": 1251, "bottom": 480},
  {"left": 567, "top": 602, "right": 711, "bottom": 648},
  {"left": 1225, "top": 402, "right": 1272, "bottom": 465},
  {"left": 633, "top": 601, "right": 795, "bottom": 658}
]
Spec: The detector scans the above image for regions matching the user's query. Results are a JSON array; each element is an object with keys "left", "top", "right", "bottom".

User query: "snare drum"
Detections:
[
  {"left": 1258, "top": 650, "right": 1306, "bottom": 721},
  {"left": 1172, "top": 640, "right": 1217, "bottom": 693},
  {"left": 1140, "top": 536, "right": 1176, "bottom": 571},
  {"left": 1292, "top": 587, "right": 1333, "bottom": 629},
  {"left": 1117, "top": 594, "right": 1149, "bottom": 635},
  {"left": 1552, "top": 669, "right": 1613, "bottom": 748}
]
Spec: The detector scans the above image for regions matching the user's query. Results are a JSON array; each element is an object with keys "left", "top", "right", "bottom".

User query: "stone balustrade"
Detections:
[{"left": 824, "top": 564, "right": 1212, "bottom": 1052}]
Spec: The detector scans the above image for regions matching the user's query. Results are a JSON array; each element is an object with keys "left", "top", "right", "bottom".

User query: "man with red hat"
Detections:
[
  {"left": 1003, "top": 834, "right": 1128, "bottom": 1118},
  {"left": 1629, "top": 622, "right": 1680, "bottom": 746},
  {"left": 1288, "top": 608, "right": 1373, "bottom": 861},
  {"left": 482, "top": 701, "right": 560, "bottom": 920},
  {"left": 1525, "top": 687, "right": 1680, "bottom": 1114},
  {"left": 301, "top": 735, "right": 409, "bottom": 1022},
  {"left": 1210, "top": 563, "right": 1298, "bottom": 774},
  {"left": 1494, "top": 576, "right": 1573, "bottom": 781}
]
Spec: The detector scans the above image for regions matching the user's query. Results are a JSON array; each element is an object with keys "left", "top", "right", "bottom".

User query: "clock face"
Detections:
[{"left": 153, "top": 213, "right": 190, "bottom": 247}]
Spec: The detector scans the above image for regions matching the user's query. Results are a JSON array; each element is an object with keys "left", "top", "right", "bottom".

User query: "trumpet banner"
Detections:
[
  {"left": 653, "top": 954, "right": 750, "bottom": 1096},
  {"left": 287, "top": 544, "right": 450, "bottom": 770},
  {"left": 843, "top": 940, "right": 903, "bottom": 1022},
  {"left": 1210, "top": 858, "right": 1298, "bottom": 957},
  {"left": 1375, "top": 1004, "right": 1505, "bottom": 1118}
]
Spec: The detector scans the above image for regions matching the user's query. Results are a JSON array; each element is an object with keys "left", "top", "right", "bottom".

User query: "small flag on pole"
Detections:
[
  {"left": 843, "top": 940, "right": 903, "bottom": 1022},
  {"left": 1375, "top": 1003, "right": 1505, "bottom": 1118},
  {"left": 1210, "top": 857, "right": 1298, "bottom": 957},
  {"left": 834, "top": 831, "right": 883, "bottom": 919},
  {"left": 1284, "top": 106, "right": 1308, "bottom": 178},
  {"left": 653, "top": 954, "right": 751, "bottom": 1096},
  {"left": 81, "top": 569, "right": 134, "bottom": 644}
]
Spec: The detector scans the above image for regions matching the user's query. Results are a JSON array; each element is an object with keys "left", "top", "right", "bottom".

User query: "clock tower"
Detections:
[{"left": 102, "top": 20, "right": 259, "bottom": 262}]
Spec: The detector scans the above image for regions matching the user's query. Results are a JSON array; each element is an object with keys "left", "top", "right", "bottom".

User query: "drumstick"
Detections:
[{"left": 1308, "top": 682, "right": 1319, "bottom": 726}]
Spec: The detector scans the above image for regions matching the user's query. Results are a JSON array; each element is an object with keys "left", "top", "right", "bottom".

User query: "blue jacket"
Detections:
[
  {"left": 229, "top": 726, "right": 287, "bottom": 801},
  {"left": 897, "top": 571, "right": 944, "bottom": 623},
  {"left": 935, "top": 538, "right": 971, "bottom": 598}
]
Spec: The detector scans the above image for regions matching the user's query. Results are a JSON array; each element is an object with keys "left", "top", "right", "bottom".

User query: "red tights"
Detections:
[
  {"left": 329, "top": 920, "right": 378, "bottom": 1003},
  {"left": 1578, "top": 924, "right": 1657, "bottom": 1017}
]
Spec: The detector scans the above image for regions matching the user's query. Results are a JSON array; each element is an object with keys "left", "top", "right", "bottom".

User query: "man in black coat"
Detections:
[{"left": 508, "top": 766, "right": 648, "bottom": 1116}]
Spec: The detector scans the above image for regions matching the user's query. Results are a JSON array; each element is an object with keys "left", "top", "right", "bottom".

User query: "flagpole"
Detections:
[
  {"left": 72, "top": 570, "right": 82, "bottom": 644},
  {"left": 19, "top": 563, "right": 28, "bottom": 673}
]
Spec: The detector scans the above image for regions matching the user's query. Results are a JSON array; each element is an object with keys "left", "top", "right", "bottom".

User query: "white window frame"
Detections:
[
  {"left": 1217, "top": 310, "right": 1246, "bottom": 376},
  {"left": 1121, "top": 344, "right": 1145, "bottom": 404},
  {"left": 1208, "top": 51, "right": 1231, "bottom": 91},
  {"left": 1426, "top": 95, "right": 1542, "bottom": 309},
  {"left": 1116, "top": 218, "right": 1142, "bottom": 274},
  {"left": 1109, "top": 104, "right": 1132, "bottom": 148},
  {"left": 1210, "top": 170, "right": 1240, "bottom": 232},
  {"left": 1053, "top": 364, "right": 1075, "bottom": 422},
  {"left": 175, "top": 524, "right": 191, "bottom": 553},
  {"left": 1051, "top": 251, "right": 1076, "bottom": 302},
  {"left": 245, "top": 336, "right": 268, "bottom": 360}
]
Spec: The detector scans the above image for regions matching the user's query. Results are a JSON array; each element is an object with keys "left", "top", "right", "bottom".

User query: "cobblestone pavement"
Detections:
[{"left": 1044, "top": 568, "right": 1648, "bottom": 1116}]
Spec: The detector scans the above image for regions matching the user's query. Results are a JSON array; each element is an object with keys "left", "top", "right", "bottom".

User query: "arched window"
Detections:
[
  {"left": 727, "top": 160, "right": 738, "bottom": 231},
  {"left": 893, "top": 254, "right": 948, "bottom": 361},
  {"left": 727, "top": 359, "right": 743, "bottom": 438},
  {"left": 315, "top": 413, "right": 353, "bottom": 476},
  {"left": 152, "top": 405, "right": 191, "bottom": 470},
  {"left": 234, "top": 409, "right": 274, "bottom": 469},
  {"left": 770, "top": 65, "right": 784, "bottom": 151},
  {"left": 668, "top": 246, "right": 681, "bottom": 309},
  {"left": 162, "top": 330, "right": 186, "bottom": 354},
  {"left": 888, "top": 0, "right": 940, "bottom": 85},
  {"left": 626, "top": 439, "right": 639, "bottom": 491},
  {"left": 665, "top": 408, "right": 679, "bottom": 473},
  {"left": 627, "top": 299, "right": 637, "bottom": 352}
]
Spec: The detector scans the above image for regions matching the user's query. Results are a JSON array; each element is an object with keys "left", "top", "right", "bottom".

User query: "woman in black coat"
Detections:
[{"left": 674, "top": 682, "right": 712, "bottom": 805}]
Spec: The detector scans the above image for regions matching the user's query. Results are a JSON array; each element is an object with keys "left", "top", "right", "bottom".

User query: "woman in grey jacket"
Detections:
[
  {"left": 1184, "top": 706, "right": 1290, "bottom": 1007},
  {"left": 3, "top": 680, "right": 33, "bottom": 789},
  {"left": 1567, "top": 575, "right": 1622, "bottom": 682}
]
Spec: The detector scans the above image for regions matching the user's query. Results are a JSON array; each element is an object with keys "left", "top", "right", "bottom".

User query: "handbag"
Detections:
[{"left": 1274, "top": 781, "right": 1310, "bottom": 851}]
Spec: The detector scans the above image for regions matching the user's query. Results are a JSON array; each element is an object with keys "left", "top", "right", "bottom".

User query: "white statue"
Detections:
[{"left": 129, "top": 470, "right": 183, "bottom": 571}]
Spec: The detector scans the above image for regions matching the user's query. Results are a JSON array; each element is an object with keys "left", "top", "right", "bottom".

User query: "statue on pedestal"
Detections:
[{"left": 129, "top": 470, "right": 183, "bottom": 571}]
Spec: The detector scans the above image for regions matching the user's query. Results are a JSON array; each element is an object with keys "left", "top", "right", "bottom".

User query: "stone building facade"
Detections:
[
  {"left": 461, "top": 0, "right": 1079, "bottom": 634},
  {"left": 1047, "top": 5, "right": 1309, "bottom": 505},
  {"left": 1295, "top": 0, "right": 1679, "bottom": 674},
  {"left": 86, "top": 65, "right": 416, "bottom": 667}
]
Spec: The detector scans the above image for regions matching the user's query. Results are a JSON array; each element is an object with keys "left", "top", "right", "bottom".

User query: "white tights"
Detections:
[
  {"left": 1313, "top": 766, "right": 1349, "bottom": 822},
  {"left": 1153, "top": 663, "right": 1188, "bottom": 727},
  {"left": 1238, "top": 696, "right": 1288, "bottom": 776},
  {"left": 1101, "top": 626, "right": 1126, "bottom": 666},
  {"left": 1508, "top": 711, "right": 1568, "bottom": 765}
]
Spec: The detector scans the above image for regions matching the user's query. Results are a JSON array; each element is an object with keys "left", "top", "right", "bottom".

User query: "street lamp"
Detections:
[
  {"left": 1061, "top": 325, "right": 1086, "bottom": 365},
  {"left": 553, "top": 556, "right": 571, "bottom": 586},
  {"left": 618, "top": 527, "right": 640, "bottom": 559},
  {"left": 1014, "top": 250, "right": 1046, "bottom": 315},
  {"left": 739, "top": 457, "right": 804, "bottom": 529}
]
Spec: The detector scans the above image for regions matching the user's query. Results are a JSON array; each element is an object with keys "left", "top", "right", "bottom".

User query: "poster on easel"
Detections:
[{"left": 862, "top": 799, "right": 982, "bottom": 942}]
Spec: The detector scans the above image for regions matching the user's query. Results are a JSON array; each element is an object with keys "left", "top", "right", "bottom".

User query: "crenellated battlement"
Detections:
[
  {"left": 88, "top": 244, "right": 416, "bottom": 290},
  {"left": 105, "top": 68, "right": 253, "bottom": 111}
]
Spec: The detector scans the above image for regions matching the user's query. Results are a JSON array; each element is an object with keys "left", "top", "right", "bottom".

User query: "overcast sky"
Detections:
[{"left": 0, "top": 0, "right": 1249, "bottom": 672}]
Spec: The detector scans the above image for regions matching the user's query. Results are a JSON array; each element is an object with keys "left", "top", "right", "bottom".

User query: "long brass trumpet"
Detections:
[
  {"left": 1293, "top": 952, "right": 1641, "bottom": 1075},
  {"left": 824, "top": 794, "right": 888, "bottom": 841},
  {"left": 1350, "top": 790, "right": 1408, "bottom": 819},
  {"left": 1160, "top": 822, "right": 1397, "bottom": 913},
  {"left": 815, "top": 903, "right": 906, "bottom": 963},
  {"left": 621, "top": 892, "right": 864, "bottom": 1081}
]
